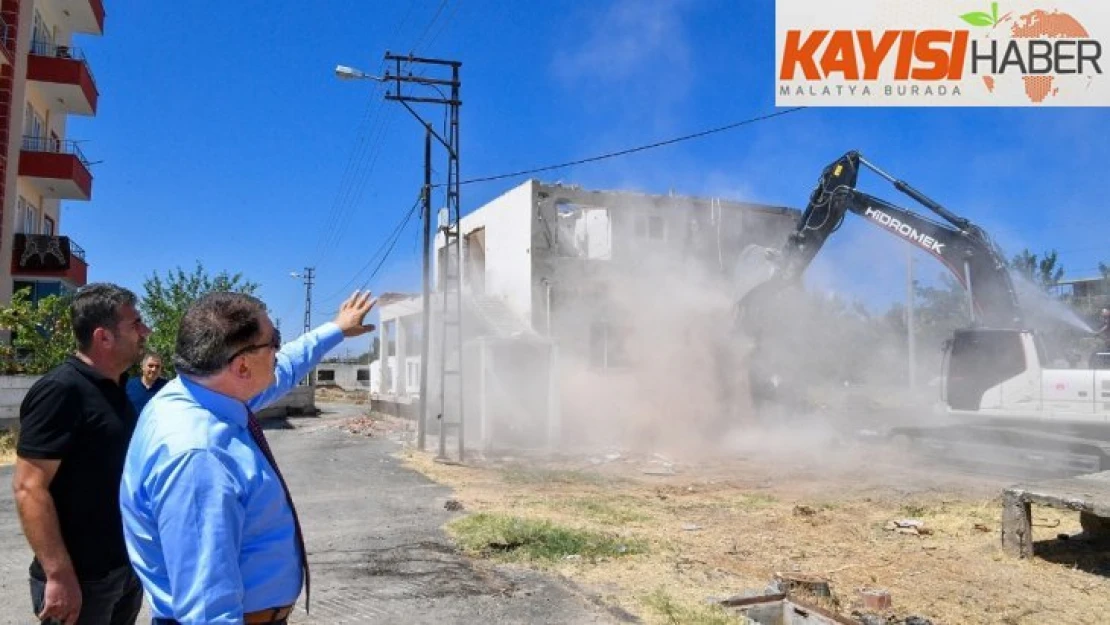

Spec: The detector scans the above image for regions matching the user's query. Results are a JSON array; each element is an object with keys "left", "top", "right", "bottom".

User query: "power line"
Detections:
[
  {"left": 455, "top": 107, "right": 809, "bottom": 186},
  {"left": 317, "top": 192, "right": 423, "bottom": 305},
  {"left": 410, "top": 0, "right": 452, "bottom": 52},
  {"left": 310, "top": 71, "right": 391, "bottom": 266}
]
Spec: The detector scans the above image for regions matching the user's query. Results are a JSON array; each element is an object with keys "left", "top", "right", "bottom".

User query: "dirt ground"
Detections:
[{"left": 389, "top": 419, "right": 1110, "bottom": 625}]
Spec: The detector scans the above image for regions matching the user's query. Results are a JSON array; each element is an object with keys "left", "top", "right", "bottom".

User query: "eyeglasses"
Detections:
[{"left": 225, "top": 328, "right": 281, "bottom": 364}]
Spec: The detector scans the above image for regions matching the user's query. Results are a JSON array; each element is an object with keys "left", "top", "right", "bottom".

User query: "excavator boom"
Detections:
[{"left": 749, "top": 151, "right": 1023, "bottom": 329}]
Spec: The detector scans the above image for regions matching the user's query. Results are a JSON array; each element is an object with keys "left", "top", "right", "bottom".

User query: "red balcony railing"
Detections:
[
  {"left": 27, "top": 41, "right": 98, "bottom": 115},
  {"left": 18, "top": 136, "right": 94, "bottom": 200}
]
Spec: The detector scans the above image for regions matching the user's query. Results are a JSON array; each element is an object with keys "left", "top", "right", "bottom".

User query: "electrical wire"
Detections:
[
  {"left": 317, "top": 192, "right": 423, "bottom": 305},
  {"left": 455, "top": 107, "right": 808, "bottom": 186}
]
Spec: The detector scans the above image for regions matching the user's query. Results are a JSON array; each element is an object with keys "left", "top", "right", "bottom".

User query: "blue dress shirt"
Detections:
[{"left": 120, "top": 323, "right": 343, "bottom": 623}]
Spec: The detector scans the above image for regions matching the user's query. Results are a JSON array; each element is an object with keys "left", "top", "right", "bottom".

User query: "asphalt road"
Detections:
[{"left": 0, "top": 403, "right": 620, "bottom": 624}]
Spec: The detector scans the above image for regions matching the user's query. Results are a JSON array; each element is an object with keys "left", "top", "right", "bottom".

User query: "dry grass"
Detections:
[
  {"left": 0, "top": 428, "right": 15, "bottom": 465},
  {"left": 401, "top": 445, "right": 1110, "bottom": 625}
]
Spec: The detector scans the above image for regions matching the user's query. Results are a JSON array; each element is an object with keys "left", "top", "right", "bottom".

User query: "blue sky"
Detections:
[{"left": 65, "top": 0, "right": 1107, "bottom": 352}]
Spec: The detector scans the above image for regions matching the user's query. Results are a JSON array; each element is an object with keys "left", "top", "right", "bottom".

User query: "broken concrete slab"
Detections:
[
  {"left": 1002, "top": 470, "right": 1110, "bottom": 558},
  {"left": 718, "top": 592, "right": 860, "bottom": 624}
]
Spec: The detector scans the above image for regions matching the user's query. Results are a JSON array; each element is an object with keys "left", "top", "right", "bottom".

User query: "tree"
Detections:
[
  {"left": 0, "top": 289, "right": 75, "bottom": 374},
  {"left": 141, "top": 263, "right": 260, "bottom": 372},
  {"left": 1009, "top": 248, "right": 1065, "bottom": 290}
]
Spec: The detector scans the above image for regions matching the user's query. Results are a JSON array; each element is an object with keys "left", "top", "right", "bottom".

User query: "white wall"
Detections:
[
  {"left": 370, "top": 360, "right": 382, "bottom": 396},
  {"left": 0, "top": 375, "right": 40, "bottom": 423},
  {"left": 437, "top": 180, "right": 535, "bottom": 320}
]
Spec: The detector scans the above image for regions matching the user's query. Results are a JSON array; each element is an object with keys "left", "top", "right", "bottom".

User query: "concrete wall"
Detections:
[
  {"left": 437, "top": 180, "right": 535, "bottom": 321},
  {"left": 256, "top": 385, "right": 316, "bottom": 420},
  {"left": 0, "top": 375, "right": 40, "bottom": 427}
]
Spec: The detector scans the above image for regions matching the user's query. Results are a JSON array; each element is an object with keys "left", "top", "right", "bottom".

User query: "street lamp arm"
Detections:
[{"left": 334, "top": 65, "right": 384, "bottom": 81}]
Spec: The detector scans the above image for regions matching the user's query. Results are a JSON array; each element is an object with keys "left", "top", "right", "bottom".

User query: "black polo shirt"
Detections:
[{"left": 17, "top": 356, "right": 138, "bottom": 580}]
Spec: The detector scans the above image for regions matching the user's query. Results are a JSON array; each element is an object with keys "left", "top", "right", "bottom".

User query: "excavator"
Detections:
[{"left": 738, "top": 151, "right": 1110, "bottom": 473}]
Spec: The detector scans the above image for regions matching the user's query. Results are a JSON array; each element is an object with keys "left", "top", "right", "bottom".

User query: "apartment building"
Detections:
[{"left": 0, "top": 0, "right": 103, "bottom": 305}]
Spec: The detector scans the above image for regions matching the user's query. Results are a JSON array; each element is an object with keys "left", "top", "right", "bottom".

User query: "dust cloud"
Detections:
[
  {"left": 463, "top": 203, "right": 922, "bottom": 475},
  {"left": 452, "top": 193, "right": 1104, "bottom": 484}
]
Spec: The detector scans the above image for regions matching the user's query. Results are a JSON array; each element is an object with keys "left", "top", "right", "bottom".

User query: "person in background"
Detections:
[{"left": 125, "top": 352, "right": 168, "bottom": 415}]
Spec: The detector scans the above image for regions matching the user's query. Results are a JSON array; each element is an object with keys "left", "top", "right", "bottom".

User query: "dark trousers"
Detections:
[{"left": 31, "top": 565, "right": 143, "bottom": 625}]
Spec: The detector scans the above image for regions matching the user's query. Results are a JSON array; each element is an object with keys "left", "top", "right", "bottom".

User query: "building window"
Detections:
[
  {"left": 31, "top": 10, "right": 54, "bottom": 54},
  {"left": 14, "top": 280, "right": 64, "bottom": 304},
  {"left": 356, "top": 368, "right": 370, "bottom": 382},
  {"left": 17, "top": 196, "right": 37, "bottom": 234},
  {"left": 43, "top": 215, "right": 54, "bottom": 236},
  {"left": 23, "top": 103, "right": 44, "bottom": 144},
  {"left": 316, "top": 369, "right": 336, "bottom": 382}
]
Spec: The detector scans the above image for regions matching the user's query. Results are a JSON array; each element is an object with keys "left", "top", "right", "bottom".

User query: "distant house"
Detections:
[
  {"left": 1052, "top": 275, "right": 1109, "bottom": 312},
  {"left": 315, "top": 362, "right": 370, "bottom": 392}
]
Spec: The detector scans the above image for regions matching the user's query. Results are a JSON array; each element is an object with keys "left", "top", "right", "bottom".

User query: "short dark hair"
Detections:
[
  {"left": 71, "top": 283, "right": 138, "bottom": 351},
  {"left": 141, "top": 352, "right": 163, "bottom": 364},
  {"left": 174, "top": 292, "right": 268, "bottom": 377}
]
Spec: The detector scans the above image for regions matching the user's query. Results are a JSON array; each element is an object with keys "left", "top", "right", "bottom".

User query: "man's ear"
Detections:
[
  {"left": 91, "top": 326, "right": 111, "bottom": 348},
  {"left": 235, "top": 358, "right": 253, "bottom": 380}
]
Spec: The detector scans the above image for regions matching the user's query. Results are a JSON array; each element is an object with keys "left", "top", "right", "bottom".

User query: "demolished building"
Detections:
[{"left": 376, "top": 179, "right": 799, "bottom": 452}]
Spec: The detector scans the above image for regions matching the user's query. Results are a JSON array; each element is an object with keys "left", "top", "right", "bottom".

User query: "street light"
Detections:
[
  {"left": 335, "top": 54, "right": 462, "bottom": 458},
  {"left": 334, "top": 64, "right": 381, "bottom": 81}
]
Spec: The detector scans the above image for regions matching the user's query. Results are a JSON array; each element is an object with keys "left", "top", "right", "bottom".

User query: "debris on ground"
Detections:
[
  {"left": 343, "top": 416, "right": 377, "bottom": 436},
  {"left": 335, "top": 412, "right": 413, "bottom": 439},
  {"left": 794, "top": 504, "right": 818, "bottom": 517},
  {"left": 773, "top": 572, "right": 833, "bottom": 598},
  {"left": 884, "top": 519, "right": 933, "bottom": 536},
  {"left": 444, "top": 499, "right": 464, "bottom": 511},
  {"left": 856, "top": 588, "right": 892, "bottom": 611},
  {"left": 681, "top": 523, "right": 702, "bottom": 532}
]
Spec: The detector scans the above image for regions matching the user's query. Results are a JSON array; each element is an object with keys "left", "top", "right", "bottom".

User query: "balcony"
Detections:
[
  {"left": 18, "top": 136, "right": 94, "bottom": 200},
  {"left": 27, "top": 41, "right": 98, "bottom": 115},
  {"left": 58, "top": 0, "right": 104, "bottom": 36},
  {"left": 11, "top": 234, "right": 88, "bottom": 287}
]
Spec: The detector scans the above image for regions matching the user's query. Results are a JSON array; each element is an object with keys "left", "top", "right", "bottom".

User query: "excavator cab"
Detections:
[{"left": 942, "top": 328, "right": 1028, "bottom": 411}]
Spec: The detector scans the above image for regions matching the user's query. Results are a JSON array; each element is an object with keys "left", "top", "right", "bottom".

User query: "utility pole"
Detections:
[
  {"left": 418, "top": 127, "right": 432, "bottom": 451},
  {"left": 334, "top": 53, "right": 463, "bottom": 460},
  {"left": 380, "top": 53, "right": 464, "bottom": 461},
  {"left": 292, "top": 267, "right": 316, "bottom": 386}
]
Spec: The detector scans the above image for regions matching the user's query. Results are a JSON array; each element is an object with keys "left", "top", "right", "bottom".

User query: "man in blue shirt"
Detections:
[
  {"left": 120, "top": 290, "right": 375, "bottom": 624},
  {"left": 124, "top": 352, "right": 167, "bottom": 415}
]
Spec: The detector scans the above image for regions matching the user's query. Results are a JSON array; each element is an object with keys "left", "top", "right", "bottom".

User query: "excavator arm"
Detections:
[{"left": 746, "top": 151, "right": 1023, "bottom": 329}]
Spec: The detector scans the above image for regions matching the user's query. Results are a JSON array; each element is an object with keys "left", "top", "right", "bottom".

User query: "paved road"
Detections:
[{"left": 0, "top": 404, "right": 621, "bottom": 624}]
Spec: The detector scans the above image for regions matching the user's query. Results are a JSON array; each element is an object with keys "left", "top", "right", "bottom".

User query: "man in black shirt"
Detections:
[{"left": 13, "top": 283, "right": 151, "bottom": 625}]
